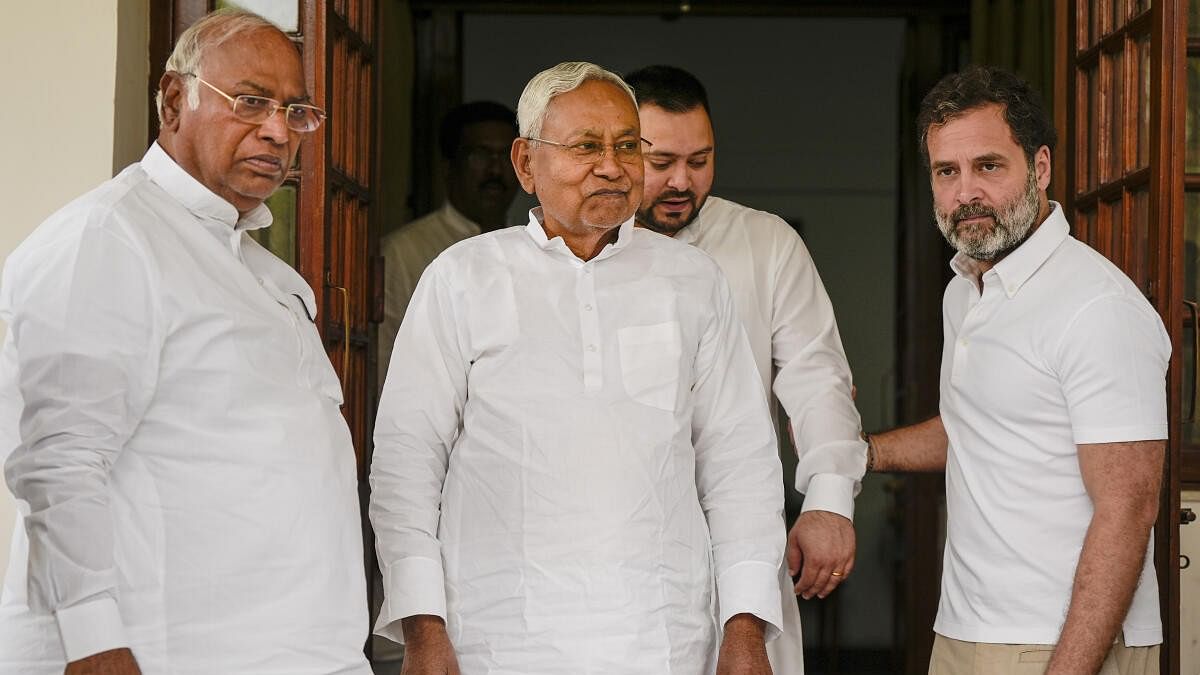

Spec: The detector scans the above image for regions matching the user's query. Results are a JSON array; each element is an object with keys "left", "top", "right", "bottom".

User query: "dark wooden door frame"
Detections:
[{"left": 1053, "top": 1, "right": 1188, "bottom": 672}]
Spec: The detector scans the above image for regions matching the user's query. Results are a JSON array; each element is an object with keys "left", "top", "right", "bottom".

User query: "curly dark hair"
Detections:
[{"left": 917, "top": 64, "right": 1056, "bottom": 168}]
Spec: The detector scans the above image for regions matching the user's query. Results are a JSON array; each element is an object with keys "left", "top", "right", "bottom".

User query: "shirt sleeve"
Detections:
[
  {"left": 768, "top": 229, "right": 866, "bottom": 519},
  {"left": 2, "top": 222, "right": 161, "bottom": 661},
  {"left": 377, "top": 229, "right": 421, "bottom": 391},
  {"left": 691, "top": 269, "right": 786, "bottom": 641},
  {"left": 369, "top": 260, "right": 468, "bottom": 644},
  {"left": 1055, "top": 293, "right": 1170, "bottom": 445}
]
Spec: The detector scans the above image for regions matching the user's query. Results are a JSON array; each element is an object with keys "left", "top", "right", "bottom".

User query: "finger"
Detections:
[
  {"left": 798, "top": 566, "right": 831, "bottom": 599},
  {"left": 817, "top": 569, "right": 844, "bottom": 599}
]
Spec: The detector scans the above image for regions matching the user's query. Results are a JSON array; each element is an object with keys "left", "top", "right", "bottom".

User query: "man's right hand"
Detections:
[
  {"left": 399, "top": 615, "right": 460, "bottom": 675},
  {"left": 64, "top": 648, "right": 141, "bottom": 675}
]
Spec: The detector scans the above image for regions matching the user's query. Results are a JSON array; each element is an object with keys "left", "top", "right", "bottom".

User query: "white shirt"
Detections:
[
  {"left": 677, "top": 197, "right": 866, "bottom": 518},
  {"left": 379, "top": 202, "right": 482, "bottom": 383},
  {"left": 676, "top": 196, "right": 865, "bottom": 674},
  {"left": 371, "top": 209, "right": 785, "bottom": 674},
  {"left": 935, "top": 203, "right": 1168, "bottom": 646},
  {"left": 0, "top": 144, "right": 371, "bottom": 674}
]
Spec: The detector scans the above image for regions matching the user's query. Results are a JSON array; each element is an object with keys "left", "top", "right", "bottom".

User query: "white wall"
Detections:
[{"left": 0, "top": 0, "right": 148, "bottom": 582}]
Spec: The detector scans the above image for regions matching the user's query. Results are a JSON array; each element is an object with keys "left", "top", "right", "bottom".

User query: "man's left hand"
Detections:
[
  {"left": 715, "top": 614, "right": 771, "bottom": 675},
  {"left": 787, "top": 510, "right": 855, "bottom": 599}
]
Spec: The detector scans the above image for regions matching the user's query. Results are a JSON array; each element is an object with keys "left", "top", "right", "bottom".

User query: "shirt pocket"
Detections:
[{"left": 618, "top": 321, "right": 682, "bottom": 412}]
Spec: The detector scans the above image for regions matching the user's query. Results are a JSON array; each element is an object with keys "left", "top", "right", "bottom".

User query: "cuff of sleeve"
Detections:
[
  {"left": 55, "top": 597, "right": 128, "bottom": 662},
  {"left": 716, "top": 560, "right": 783, "bottom": 642},
  {"left": 1073, "top": 424, "right": 1168, "bottom": 445},
  {"left": 798, "top": 473, "right": 856, "bottom": 521},
  {"left": 374, "top": 556, "right": 447, "bottom": 644}
]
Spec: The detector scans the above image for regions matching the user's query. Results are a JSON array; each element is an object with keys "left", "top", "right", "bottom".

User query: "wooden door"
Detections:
[
  {"left": 150, "top": 0, "right": 380, "bottom": 478},
  {"left": 1054, "top": 0, "right": 1187, "bottom": 670}
]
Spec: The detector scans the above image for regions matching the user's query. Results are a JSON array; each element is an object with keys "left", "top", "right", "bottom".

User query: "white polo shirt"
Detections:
[{"left": 934, "top": 202, "right": 1168, "bottom": 647}]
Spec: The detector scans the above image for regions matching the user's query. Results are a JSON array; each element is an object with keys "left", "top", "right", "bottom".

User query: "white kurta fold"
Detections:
[{"left": 371, "top": 210, "right": 786, "bottom": 674}]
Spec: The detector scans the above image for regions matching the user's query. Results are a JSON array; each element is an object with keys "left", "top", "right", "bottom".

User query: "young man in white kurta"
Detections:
[{"left": 626, "top": 65, "right": 866, "bottom": 674}]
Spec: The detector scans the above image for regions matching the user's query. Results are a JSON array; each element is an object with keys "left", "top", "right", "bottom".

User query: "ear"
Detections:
[
  {"left": 158, "top": 72, "right": 186, "bottom": 132},
  {"left": 1034, "top": 145, "right": 1052, "bottom": 192},
  {"left": 511, "top": 138, "right": 537, "bottom": 195}
]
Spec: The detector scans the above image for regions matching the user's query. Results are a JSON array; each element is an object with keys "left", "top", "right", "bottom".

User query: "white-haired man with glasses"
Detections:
[
  {"left": 0, "top": 8, "right": 369, "bottom": 675},
  {"left": 371, "top": 61, "right": 785, "bottom": 675}
]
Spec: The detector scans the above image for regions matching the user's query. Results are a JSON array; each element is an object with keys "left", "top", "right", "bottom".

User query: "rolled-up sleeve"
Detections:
[
  {"left": 2, "top": 222, "right": 161, "bottom": 661},
  {"left": 691, "top": 269, "right": 786, "bottom": 640},
  {"left": 370, "top": 259, "right": 468, "bottom": 643},
  {"left": 769, "top": 231, "right": 866, "bottom": 520}
]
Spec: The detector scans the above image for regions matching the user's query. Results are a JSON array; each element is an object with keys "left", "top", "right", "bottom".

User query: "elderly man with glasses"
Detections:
[
  {"left": 0, "top": 8, "right": 369, "bottom": 675},
  {"left": 370, "top": 61, "right": 785, "bottom": 675}
]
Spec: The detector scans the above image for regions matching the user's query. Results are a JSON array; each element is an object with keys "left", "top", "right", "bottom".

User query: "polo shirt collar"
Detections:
[
  {"left": 523, "top": 207, "right": 635, "bottom": 262},
  {"left": 141, "top": 142, "right": 273, "bottom": 233},
  {"left": 950, "top": 201, "right": 1069, "bottom": 298}
]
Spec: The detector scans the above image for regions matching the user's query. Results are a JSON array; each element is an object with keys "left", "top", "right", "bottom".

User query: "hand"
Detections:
[
  {"left": 64, "top": 649, "right": 141, "bottom": 675},
  {"left": 399, "top": 615, "right": 460, "bottom": 675},
  {"left": 716, "top": 614, "right": 771, "bottom": 675},
  {"left": 787, "top": 510, "right": 855, "bottom": 599}
]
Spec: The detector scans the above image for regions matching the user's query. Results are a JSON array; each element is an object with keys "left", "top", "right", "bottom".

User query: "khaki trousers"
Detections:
[{"left": 928, "top": 634, "right": 1159, "bottom": 675}]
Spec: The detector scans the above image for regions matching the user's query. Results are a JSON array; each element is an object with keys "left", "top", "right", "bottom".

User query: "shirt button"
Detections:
[
  {"left": 584, "top": 304, "right": 593, "bottom": 311},
  {"left": 583, "top": 267, "right": 592, "bottom": 274},
  {"left": 587, "top": 344, "right": 597, "bottom": 352}
]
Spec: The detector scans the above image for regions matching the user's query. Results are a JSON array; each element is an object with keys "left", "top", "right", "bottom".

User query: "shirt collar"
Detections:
[
  {"left": 141, "top": 142, "right": 273, "bottom": 232},
  {"left": 949, "top": 201, "right": 1069, "bottom": 298},
  {"left": 522, "top": 207, "right": 635, "bottom": 262}
]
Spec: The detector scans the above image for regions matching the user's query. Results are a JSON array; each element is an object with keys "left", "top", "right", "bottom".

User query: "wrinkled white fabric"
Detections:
[
  {"left": 676, "top": 197, "right": 866, "bottom": 517},
  {"left": 378, "top": 202, "right": 482, "bottom": 385},
  {"left": 0, "top": 143, "right": 370, "bottom": 674},
  {"left": 935, "top": 203, "right": 1167, "bottom": 646},
  {"left": 371, "top": 209, "right": 785, "bottom": 674},
  {"left": 675, "top": 196, "right": 867, "bottom": 674}
]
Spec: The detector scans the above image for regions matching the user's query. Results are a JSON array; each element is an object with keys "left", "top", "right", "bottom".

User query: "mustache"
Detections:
[
  {"left": 952, "top": 202, "right": 997, "bottom": 223},
  {"left": 654, "top": 190, "right": 696, "bottom": 205}
]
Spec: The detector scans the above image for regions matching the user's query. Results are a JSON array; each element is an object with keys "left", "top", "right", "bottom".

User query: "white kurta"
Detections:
[
  {"left": 676, "top": 197, "right": 866, "bottom": 673},
  {"left": 0, "top": 144, "right": 370, "bottom": 675},
  {"left": 378, "top": 202, "right": 482, "bottom": 384},
  {"left": 371, "top": 209, "right": 786, "bottom": 674}
]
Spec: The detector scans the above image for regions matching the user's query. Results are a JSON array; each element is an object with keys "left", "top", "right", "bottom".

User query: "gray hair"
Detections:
[
  {"left": 154, "top": 7, "right": 283, "bottom": 125},
  {"left": 516, "top": 62, "right": 637, "bottom": 139}
]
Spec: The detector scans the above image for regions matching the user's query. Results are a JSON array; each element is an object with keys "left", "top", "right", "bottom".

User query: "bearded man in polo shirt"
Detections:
[{"left": 866, "top": 65, "right": 1168, "bottom": 675}]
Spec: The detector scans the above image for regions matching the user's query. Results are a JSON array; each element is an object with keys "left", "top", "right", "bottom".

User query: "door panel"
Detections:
[{"left": 1056, "top": 0, "right": 1187, "bottom": 671}]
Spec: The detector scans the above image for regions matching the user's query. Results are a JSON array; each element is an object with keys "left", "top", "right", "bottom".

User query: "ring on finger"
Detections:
[{"left": 830, "top": 571, "right": 844, "bottom": 577}]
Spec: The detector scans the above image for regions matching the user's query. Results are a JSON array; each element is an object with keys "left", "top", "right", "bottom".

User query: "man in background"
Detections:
[
  {"left": 379, "top": 101, "right": 518, "bottom": 373},
  {"left": 626, "top": 64, "right": 866, "bottom": 674}
]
